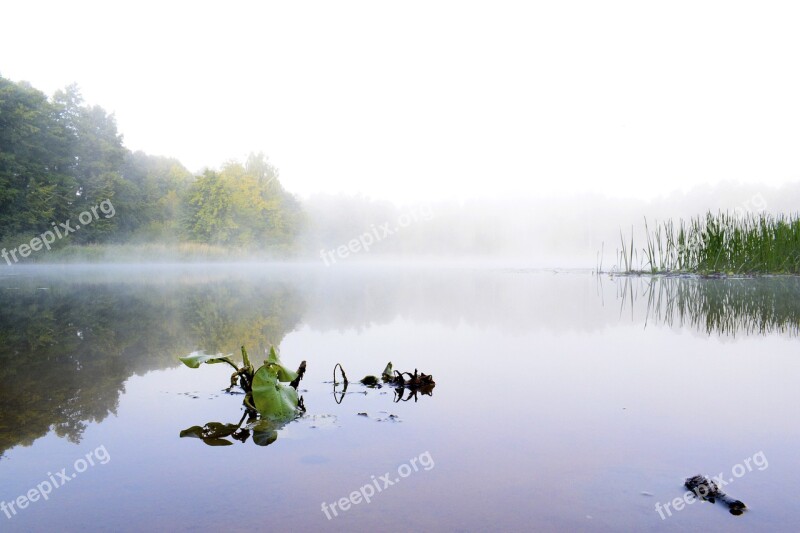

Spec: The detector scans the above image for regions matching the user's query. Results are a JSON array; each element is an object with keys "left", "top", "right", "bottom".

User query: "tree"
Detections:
[
  {"left": 0, "top": 75, "right": 304, "bottom": 253},
  {"left": 181, "top": 155, "right": 303, "bottom": 247},
  {"left": 0, "top": 78, "right": 76, "bottom": 240}
]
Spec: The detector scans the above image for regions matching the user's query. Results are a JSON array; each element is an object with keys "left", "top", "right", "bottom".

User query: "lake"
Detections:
[{"left": 1, "top": 264, "right": 799, "bottom": 531}]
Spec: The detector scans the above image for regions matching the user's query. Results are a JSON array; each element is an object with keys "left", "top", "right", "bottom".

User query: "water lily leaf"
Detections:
[
  {"left": 179, "top": 426, "right": 206, "bottom": 439},
  {"left": 201, "top": 438, "right": 234, "bottom": 446},
  {"left": 382, "top": 362, "right": 393, "bottom": 381},
  {"left": 252, "top": 365, "right": 300, "bottom": 420},
  {"left": 263, "top": 347, "right": 298, "bottom": 382},
  {"left": 267, "top": 346, "right": 280, "bottom": 364},
  {"left": 179, "top": 422, "right": 240, "bottom": 439},
  {"left": 179, "top": 352, "right": 235, "bottom": 369},
  {"left": 269, "top": 363, "right": 298, "bottom": 383},
  {"left": 201, "top": 422, "right": 240, "bottom": 439}
]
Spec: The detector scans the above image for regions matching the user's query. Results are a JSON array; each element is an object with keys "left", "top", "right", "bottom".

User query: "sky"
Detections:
[{"left": 2, "top": 0, "right": 800, "bottom": 203}]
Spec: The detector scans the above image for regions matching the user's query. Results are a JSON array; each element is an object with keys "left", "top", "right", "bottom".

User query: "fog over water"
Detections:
[
  {"left": 2, "top": 265, "right": 799, "bottom": 531},
  {"left": 298, "top": 181, "right": 800, "bottom": 268}
]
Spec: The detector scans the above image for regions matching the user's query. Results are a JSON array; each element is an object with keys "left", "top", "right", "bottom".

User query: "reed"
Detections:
[{"left": 615, "top": 211, "right": 800, "bottom": 275}]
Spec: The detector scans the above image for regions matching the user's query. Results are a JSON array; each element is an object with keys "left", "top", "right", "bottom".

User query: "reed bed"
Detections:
[{"left": 615, "top": 212, "right": 800, "bottom": 274}]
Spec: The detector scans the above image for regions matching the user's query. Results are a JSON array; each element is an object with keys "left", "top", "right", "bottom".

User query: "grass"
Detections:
[{"left": 613, "top": 211, "right": 800, "bottom": 275}]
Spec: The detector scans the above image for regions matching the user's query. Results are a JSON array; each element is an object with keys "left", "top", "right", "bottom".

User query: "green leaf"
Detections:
[
  {"left": 241, "top": 346, "right": 251, "bottom": 369},
  {"left": 179, "top": 351, "right": 236, "bottom": 369},
  {"left": 270, "top": 363, "right": 298, "bottom": 383},
  {"left": 179, "top": 422, "right": 239, "bottom": 439},
  {"left": 201, "top": 422, "right": 240, "bottom": 439},
  {"left": 263, "top": 346, "right": 298, "bottom": 382},
  {"left": 179, "top": 422, "right": 239, "bottom": 446},
  {"left": 251, "top": 365, "right": 300, "bottom": 420},
  {"left": 201, "top": 438, "right": 234, "bottom": 447},
  {"left": 382, "top": 362, "right": 393, "bottom": 381},
  {"left": 179, "top": 426, "right": 206, "bottom": 439}
]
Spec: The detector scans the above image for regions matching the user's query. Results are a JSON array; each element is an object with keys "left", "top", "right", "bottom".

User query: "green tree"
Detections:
[
  {"left": 120, "top": 151, "right": 193, "bottom": 240},
  {"left": 181, "top": 154, "right": 303, "bottom": 247},
  {"left": 1, "top": 75, "right": 304, "bottom": 254},
  {"left": 52, "top": 86, "right": 126, "bottom": 242},
  {"left": 0, "top": 77, "right": 76, "bottom": 240}
]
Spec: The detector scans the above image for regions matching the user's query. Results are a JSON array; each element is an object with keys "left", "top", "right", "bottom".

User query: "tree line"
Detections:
[{"left": 0, "top": 75, "right": 303, "bottom": 251}]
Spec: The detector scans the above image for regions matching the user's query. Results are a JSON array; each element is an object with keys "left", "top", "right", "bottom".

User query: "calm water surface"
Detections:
[{"left": 1, "top": 265, "right": 799, "bottom": 532}]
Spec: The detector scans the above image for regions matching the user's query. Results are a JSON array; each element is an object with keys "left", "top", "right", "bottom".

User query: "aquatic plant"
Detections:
[
  {"left": 334, "top": 361, "right": 435, "bottom": 404},
  {"left": 178, "top": 351, "right": 435, "bottom": 445},
  {"left": 178, "top": 346, "right": 306, "bottom": 446},
  {"left": 612, "top": 212, "right": 800, "bottom": 275}
]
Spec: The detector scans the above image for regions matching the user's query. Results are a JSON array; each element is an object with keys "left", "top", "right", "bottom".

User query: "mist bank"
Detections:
[
  {"left": 8, "top": 181, "right": 799, "bottom": 269},
  {"left": 294, "top": 180, "right": 800, "bottom": 268}
]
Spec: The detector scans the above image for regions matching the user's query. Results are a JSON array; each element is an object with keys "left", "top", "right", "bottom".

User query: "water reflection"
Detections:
[
  {"left": 613, "top": 275, "right": 800, "bottom": 336},
  {"left": 3, "top": 266, "right": 800, "bottom": 532},
  {"left": 3, "top": 265, "right": 798, "bottom": 460},
  {"left": 0, "top": 269, "right": 304, "bottom": 457},
  {"left": 180, "top": 413, "right": 287, "bottom": 447},
  {"left": 332, "top": 373, "right": 435, "bottom": 405}
]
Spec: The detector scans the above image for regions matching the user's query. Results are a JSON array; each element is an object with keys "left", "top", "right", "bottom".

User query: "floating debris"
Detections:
[
  {"left": 333, "top": 362, "right": 435, "bottom": 404},
  {"left": 685, "top": 475, "right": 747, "bottom": 515},
  {"left": 355, "top": 412, "right": 401, "bottom": 423}
]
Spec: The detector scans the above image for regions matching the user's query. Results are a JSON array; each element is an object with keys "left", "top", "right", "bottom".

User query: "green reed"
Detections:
[{"left": 616, "top": 211, "right": 800, "bottom": 274}]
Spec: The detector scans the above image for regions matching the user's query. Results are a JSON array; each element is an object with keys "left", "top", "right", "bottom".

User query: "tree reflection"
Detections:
[{"left": 0, "top": 276, "right": 305, "bottom": 457}]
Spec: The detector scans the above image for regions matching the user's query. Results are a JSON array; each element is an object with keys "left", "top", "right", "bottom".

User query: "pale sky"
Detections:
[{"left": 3, "top": 1, "right": 800, "bottom": 203}]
